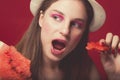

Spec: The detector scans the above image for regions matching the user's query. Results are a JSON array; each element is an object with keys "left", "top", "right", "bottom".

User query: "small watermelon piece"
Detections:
[
  {"left": 0, "top": 41, "right": 31, "bottom": 80},
  {"left": 86, "top": 42, "right": 109, "bottom": 51}
]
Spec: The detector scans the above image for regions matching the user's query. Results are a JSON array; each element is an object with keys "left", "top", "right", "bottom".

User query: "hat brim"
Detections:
[
  {"left": 30, "top": 0, "right": 106, "bottom": 32},
  {"left": 88, "top": 0, "right": 106, "bottom": 32}
]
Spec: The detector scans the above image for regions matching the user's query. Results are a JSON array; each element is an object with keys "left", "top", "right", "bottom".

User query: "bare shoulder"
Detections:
[{"left": 89, "top": 64, "right": 101, "bottom": 80}]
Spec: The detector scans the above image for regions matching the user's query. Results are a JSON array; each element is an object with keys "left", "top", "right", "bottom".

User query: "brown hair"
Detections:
[{"left": 16, "top": 0, "right": 94, "bottom": 80}]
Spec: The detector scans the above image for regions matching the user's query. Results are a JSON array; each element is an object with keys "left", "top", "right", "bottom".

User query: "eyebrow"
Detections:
[
  {"left": 52, "top": 9, "right": 85, "bottom": 22},
  {"left": 52, "top": 9, "right": 64, "bottom": 15},
  {"left": 73, "top": 18, "right": 85, "bottom": 23}
]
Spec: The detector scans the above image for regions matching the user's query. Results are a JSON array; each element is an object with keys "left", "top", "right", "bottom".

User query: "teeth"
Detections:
[{"left": 52, "top": 40, "right": 65, "bottom": 50}]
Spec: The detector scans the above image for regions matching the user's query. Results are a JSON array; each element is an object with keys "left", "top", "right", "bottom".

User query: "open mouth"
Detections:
[
  {"left": 52, "top": 39, "right": 66, "bottom": 51},
  {"left": 51, "top": 39, "right": 67, "bottom": 55}
]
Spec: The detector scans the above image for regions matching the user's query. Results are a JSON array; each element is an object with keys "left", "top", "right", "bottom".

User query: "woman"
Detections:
[{"left": 0, "top": 0, "right": 120, "bottom": 80}]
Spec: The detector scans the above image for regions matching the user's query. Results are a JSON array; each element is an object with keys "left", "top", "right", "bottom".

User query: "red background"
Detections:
[{"left": 0, "top": 0, "right": 120, "bottom": 80}]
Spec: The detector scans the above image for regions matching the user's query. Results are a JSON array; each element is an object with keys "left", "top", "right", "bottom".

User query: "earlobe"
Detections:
[{"left": 39, "top": 12, "right": 44, "bottom": 28}]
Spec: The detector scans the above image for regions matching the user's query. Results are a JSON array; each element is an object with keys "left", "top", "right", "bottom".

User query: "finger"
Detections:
[
  {"left": 106, "top": 33, "right": 113, "bottom": 46},
  {"left": 111, "top": 35, "right": 119, "bottom": 49},
  {"left": 99, "top": 39, "right": 106, "bottom": 45}
]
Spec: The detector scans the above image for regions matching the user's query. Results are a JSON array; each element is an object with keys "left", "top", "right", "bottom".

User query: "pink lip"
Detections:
[
  {"left": 51, "top": 47, "right": 65, "bottom": 55},
  {"left": 51, "top": 39, "right": 67, "bottom": 55}
]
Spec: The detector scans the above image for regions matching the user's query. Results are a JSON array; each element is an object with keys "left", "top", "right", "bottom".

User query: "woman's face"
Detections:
[{"left": 39, "top": 0, "right": 87, "bottom": 62}]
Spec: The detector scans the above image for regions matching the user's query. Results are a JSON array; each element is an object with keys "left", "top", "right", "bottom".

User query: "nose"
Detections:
[{"left": 60, "top": 22, "right": 70, "bottom": 37}]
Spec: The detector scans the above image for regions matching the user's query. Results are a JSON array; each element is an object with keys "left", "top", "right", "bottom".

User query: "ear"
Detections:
[{"left": 39, "top": 12, "right": 44, "bottom": 28}]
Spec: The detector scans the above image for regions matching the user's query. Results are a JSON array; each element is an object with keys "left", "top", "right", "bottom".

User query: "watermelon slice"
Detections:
[
  {"left": 0, "top": 41, "right": 31, "bottom": 80},
  {"left": 86, "top": 42, "right": 109, "bottom": 51}
]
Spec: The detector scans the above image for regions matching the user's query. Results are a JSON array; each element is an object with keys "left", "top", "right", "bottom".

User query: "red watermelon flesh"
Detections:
[{"left": 0, "top": 42, "right": 31, "bottom": 80}]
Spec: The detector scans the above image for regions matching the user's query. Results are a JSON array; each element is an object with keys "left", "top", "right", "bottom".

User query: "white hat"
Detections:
[{"left": 30, "top": 0, "right": 106, "bottom": 32}]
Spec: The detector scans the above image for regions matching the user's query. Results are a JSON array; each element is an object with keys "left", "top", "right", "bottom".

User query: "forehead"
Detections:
[{"left": 46, "top": 0, "right": 87, "bottom": 20}]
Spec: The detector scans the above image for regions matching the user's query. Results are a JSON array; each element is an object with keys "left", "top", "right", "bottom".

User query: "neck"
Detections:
[
  {"left": 42, "top": 55, "right": 60, "bottom": 70},
  {"left": 41, "top": 55, "right": 63, "bottom": 80}
]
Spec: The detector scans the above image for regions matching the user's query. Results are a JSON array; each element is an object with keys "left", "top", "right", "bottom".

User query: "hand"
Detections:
[{"left": 99, "top": 33, "right": 120, "bottom": 80}]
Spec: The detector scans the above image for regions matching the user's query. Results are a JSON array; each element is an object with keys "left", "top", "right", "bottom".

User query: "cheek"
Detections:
[
  {"left": 42, "top": 23, "right": 51, "bottom": 33},
  {"left": 74, "top": 34, "right": 81, "bottom": 42},
  {"left": 66, "top": 34, "right": 81, "bottom": 55},
  {"left": 68, "top": 31, "right": 83, "bottom": 50},
  {"left": 71, "top": 30, "right": 83, "bottom": 43},
  {"left": 40, "top": 21, "right": 52, "bottom": 43},
  {"left": 41, "top": 17, "right": 57, "bottom": 34},
  {"left": 71, "top": 35, "right": 81, "bottom": 47}
]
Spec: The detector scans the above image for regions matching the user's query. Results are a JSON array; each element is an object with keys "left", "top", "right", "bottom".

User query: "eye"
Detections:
[
  {"left": 70, "top": 21, "right": 84, "bottom": 29},
  {"left": 51, "top": 14, "right": 64, "bottom": 22}
]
